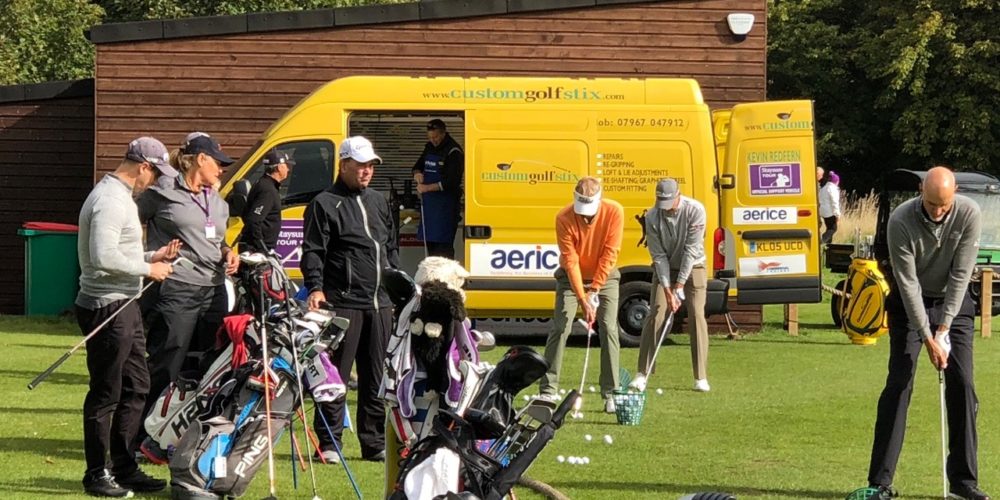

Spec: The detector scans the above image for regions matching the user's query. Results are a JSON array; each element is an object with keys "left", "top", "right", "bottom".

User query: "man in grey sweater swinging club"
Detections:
[{"left": 865, "top": 166, "right": 990, "bottom": 500}]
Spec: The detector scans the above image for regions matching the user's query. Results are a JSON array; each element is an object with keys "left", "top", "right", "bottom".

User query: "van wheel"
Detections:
[
  {"left": 831, "top": 279, "right": 846, "bottom": 328},
  {"left": 617, "top": 280, "right": 651, "bottom": 348}
]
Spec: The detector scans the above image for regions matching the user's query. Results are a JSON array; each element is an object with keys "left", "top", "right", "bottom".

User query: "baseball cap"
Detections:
[
  {"left": 655, "top": 178, "right": 680, "bottom": 210},
  {"left": 182, "top": 133, "right": 234, "bottom": 166},
  {"left": 573, "top": 186, "right": 602, "bottom": 216},
  {"left": 263, "top": 149, "right": 295, "bottom": 167},
  {"left": 339, "top": 136, "right": 382, "bottom": 164},
  {"left": 126, "top": 137, "right": 177, "bottom": 177}
]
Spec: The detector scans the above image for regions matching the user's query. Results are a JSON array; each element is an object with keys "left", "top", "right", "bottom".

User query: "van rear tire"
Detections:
[{"left": 617, "top": 280, "right": 651, "bottom": 348}]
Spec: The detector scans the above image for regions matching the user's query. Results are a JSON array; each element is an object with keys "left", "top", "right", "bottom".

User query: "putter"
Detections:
[{"left": 28, "top": 256, "right": 194, "bottom": 390}]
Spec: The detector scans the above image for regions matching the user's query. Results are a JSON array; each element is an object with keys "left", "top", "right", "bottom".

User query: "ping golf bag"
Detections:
[
  {"left": 389, "top": 345, "right": 574, "bottom": 500},
  {"left": 166, "top": 252, "right": 348, "bottom": 499}
]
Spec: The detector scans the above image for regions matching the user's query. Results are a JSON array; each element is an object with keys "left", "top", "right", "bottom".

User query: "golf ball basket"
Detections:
[
  {"left": 845, "top": 486, "right": 881, "bottom": 500},
  {"left": 611, "top": 389, "right": 646, "bottom": 426}
]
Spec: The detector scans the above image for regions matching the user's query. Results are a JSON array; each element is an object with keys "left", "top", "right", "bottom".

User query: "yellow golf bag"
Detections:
[{"left": 839, "top": 258, "right": 889, "bottom": 345}]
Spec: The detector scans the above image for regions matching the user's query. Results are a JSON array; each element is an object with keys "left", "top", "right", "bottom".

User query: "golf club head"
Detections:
[{"left": 239, "top": 251, "right": 268, "bottom": 266}]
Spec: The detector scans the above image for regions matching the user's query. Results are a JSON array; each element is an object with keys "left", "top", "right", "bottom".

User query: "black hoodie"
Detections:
[{"left": 300, "top": 178, "right": 399, "bottom": 310}]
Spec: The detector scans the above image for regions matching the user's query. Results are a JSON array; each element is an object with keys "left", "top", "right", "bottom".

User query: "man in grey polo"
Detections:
[
  {"left": 865, "top": 167, "right": 989, "bottom": 500},
  {"left": 77, "top": 137, "right": 180, "bottom": 497},
  {"left": 629, "top": 178, "right": 711, "bottom": 393}
]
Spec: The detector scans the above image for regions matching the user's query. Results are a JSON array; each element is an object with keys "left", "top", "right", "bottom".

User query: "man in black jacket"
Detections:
[
  {"left": 240, "top": 149, "right": 293, "bottom": 253},
  {"left": 413, "top": 119, "right": 464, "bottom": 258},
  {"left": 301, "top": 135, "right": 398, "bottom": 463}
]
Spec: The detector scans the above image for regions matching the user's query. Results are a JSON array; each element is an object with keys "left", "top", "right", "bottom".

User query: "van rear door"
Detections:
[{"left": 718, "top": 100, "right": 821, "bottom": 304}]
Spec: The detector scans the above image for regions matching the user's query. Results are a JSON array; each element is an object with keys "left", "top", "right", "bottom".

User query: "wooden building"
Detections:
[
  {"left": 0, "top": 80, "right": 95, "bottom": 314},
  {"left": 89, "top": 0, "right": 767, "bottom": 177}
]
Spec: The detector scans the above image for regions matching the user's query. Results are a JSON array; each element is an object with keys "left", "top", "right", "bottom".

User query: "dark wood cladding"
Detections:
[
  {"left": 0, "top": 88, "right": 94, "bottom": 314},
  {"left": 94, "top": 0, "right": 766, "bottom": 176}
]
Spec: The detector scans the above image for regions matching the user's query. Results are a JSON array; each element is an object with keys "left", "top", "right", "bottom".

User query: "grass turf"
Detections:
[{"left": 0, "top": 298, "right": 996, "bottom": 499}]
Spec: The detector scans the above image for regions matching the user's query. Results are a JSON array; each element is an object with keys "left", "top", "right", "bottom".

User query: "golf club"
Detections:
[
  {"left": 257, "top": 271, "right": 279, "bottom": 499},
  {"left": 27, "top": 256, "right": 193, "bottom": 390},
  {"left": 643, "top": 309, "right": 676, "bottom": 384},
  {"left": 573, "top": 317, "right": 595, "bottom": 416},
  {"left": 936, "top": 330, "right": 952, "bottom": 500}
]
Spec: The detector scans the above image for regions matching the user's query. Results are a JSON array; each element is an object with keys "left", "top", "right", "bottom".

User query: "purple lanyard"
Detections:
[{"left": 190, "top": 188, "right": 211, "bottom": 221}]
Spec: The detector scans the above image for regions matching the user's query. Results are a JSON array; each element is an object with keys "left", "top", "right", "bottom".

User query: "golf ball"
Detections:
[
  {"left": 603, "top": 435, "right": 613, "bottom": 445},
  {"left": 584, "top": 434, "right": 592, "bottom": 442},
  {"left": 656, "top": 388, "right": 664, "bottom": 395},
  {"left": 582, "top": 457, "right": 590, "bottom": 464},
  {"left": 588, "top": 385, "right": 596, "bottom": 393},
  {"left": 523, "top": 395, "right": 530, "bottom": 401},
  {"left": 559, "top": 389, "right": 567, "bottom": 395},
  {"left": 556, "top": 455, "right": 565, "bottom": 463},
  {"left": 568, "top": 456, "right": 578, "bottom": 464}
]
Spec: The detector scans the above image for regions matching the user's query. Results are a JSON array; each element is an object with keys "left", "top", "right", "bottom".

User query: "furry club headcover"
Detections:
[{"left": 409, "top": 280, "right": 466, "bottom": 394}]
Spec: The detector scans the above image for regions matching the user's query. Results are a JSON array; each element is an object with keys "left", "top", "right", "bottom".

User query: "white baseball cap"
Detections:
[
  {"left": 339, "top": 136, "right": 382, "bottom": 164},
  {"left": 573, "top": 186, "right": 602, "bottom": 216}
]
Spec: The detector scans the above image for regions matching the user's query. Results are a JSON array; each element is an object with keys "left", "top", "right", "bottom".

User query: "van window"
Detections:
[{"left": 243, "top": 140, "right": 335, "bottom": 206}]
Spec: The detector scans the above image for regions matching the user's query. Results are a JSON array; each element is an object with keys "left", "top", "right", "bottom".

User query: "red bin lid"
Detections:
[{"left": 22, "top": 222, "right": 79, "bottom": 232}]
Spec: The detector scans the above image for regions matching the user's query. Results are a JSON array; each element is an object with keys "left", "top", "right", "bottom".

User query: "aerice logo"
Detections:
[{"left": 490, "top": 246, "right": 559, "bottom": 271}]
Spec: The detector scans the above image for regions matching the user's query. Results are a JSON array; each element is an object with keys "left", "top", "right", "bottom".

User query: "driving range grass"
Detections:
[{"left": 1, "top": 298, "right": 996, "bottom": 499}]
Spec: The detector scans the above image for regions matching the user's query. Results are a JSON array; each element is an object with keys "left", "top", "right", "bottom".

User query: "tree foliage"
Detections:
[
  {"left": 768, "top": 0, "right": 999, "bottom": 188},
  {"left": 0, "top": 0, "right": 104, "bottom": 85},
  {"left": 96, "top": 0, "right": 410, "bottom": 23}
]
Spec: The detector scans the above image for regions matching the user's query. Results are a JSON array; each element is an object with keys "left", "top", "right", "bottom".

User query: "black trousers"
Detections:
[
  {"left": 77, "top": 301, "right": 150, "bottom": 478},
  {"left": 426, "top": 241, "right": 455, "bottom": 259},
  {"left": 139, "top": 280, "right": 226, "bottom": 443},
  {"left": 314, "top": 306, "right": 391, "bottom": 458},
  {"left": 868, "top": 291, "right": 979, "bottom": 489},
  {"left": 821, "top": 215, "right": 838, "bottom": 244}
]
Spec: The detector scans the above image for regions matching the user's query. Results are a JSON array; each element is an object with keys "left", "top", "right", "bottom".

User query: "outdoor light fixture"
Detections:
[{"left": 726, "top": 13, "right": 755, "bottom": 42}]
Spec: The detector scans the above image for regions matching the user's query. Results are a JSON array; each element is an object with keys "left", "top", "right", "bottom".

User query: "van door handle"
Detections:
[
  {"left": 465, "top": 225, "right": 492, "bottom": 239},
  {"left": 717, "top": 174, "right": 736, "bottom": 189}
]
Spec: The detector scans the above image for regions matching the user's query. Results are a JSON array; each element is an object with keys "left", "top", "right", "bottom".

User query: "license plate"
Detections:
[{"left": 747, "top": 240, "right": 806, "bottom": 254}]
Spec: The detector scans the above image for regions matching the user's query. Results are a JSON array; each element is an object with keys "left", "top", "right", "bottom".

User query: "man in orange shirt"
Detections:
[{"left": 540, "top": 176, "right": 624, "bottom": 413}]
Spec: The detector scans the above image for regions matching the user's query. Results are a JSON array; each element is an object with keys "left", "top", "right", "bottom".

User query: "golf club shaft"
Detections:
[
  {"left": 27, "top": 280, "right": 156, "bottom": 390},
  {"left": 258, "top": 275, "right": 278, "bottom": 497},
  {"left": 645, "top": 310, "right": 675, "bottom": 377},
  {"left": 939, "top": 370, "right": 947, "bottom": 500}
]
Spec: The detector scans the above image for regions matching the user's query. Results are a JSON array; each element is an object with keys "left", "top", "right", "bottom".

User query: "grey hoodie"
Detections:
[{"left": 887, "top": 194, "right": 981, "bottom": 339}]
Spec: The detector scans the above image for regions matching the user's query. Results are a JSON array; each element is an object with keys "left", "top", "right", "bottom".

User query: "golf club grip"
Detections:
[{"left": 28, "top": 351, "right": 72, "bottom": 390}]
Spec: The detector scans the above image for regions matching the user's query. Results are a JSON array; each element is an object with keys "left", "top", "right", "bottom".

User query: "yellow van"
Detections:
[{"left": 222, "top": 76, "right": 820, "bottom": 345}]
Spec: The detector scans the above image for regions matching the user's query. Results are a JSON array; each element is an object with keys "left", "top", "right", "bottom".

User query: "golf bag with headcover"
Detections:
[{"left": 388, "top": 345, "right": 574, "bottom": 500}]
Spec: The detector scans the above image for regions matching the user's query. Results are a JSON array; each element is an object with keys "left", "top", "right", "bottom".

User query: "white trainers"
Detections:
[
  {"left": 318, "top": 450, "right": 341, "bottom": 464},
  {"left": 604, "top": 397, "right": 617, "bottom": 414},
  {"left": 627, "top": 373, "right": 648, "bottom": 392},
  {"left": 693, "top": 379, "right": 711, "bottom": 392}
]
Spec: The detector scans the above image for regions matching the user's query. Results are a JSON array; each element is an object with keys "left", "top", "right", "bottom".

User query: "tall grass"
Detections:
[{"left": 832, "top": 190, "right": 878, "bottom": 244}]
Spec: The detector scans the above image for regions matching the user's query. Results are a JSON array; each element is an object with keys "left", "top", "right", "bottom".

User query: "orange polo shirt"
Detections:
[{"left": 555, "top": 199, "right": 625, "bottom": 302}]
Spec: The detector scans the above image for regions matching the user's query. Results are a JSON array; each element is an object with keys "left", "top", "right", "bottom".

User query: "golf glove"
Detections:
[
  {"left": 935, "top": 330, "right": 952, "bottom": 357},
  {"left": 587, "top": 292, "right": 600, "bottom": 309},
  {"left": 675, "top": 288, "right": 685, "bottom": 303}
]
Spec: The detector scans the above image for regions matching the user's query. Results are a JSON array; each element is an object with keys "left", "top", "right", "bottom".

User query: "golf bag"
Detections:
[
  {"left": 839, "top": 258, "right": 889, "bottom": 338},
  {"left": 389, "top": 346, "right": 573, "bottom": 500},
  {"left": 166, "top": 252, "right": 348, "bottom": 499},
  {"left": 142, "top": 316, "right": 260, "bottom": 461}
]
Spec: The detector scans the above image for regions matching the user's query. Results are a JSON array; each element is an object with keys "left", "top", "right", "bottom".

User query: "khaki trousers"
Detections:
[{"left": 636, "top": 266, "right": 708, "bottom": 380}]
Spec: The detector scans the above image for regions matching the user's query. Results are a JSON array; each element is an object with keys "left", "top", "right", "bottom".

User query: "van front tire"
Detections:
[{"left": 617, "top": 280, "right": 651, "bottom": 348}]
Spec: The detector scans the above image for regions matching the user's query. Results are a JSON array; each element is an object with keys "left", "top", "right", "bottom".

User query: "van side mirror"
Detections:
[{"left": 227, "top": 179, "right": 252, "bottom": 216}]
